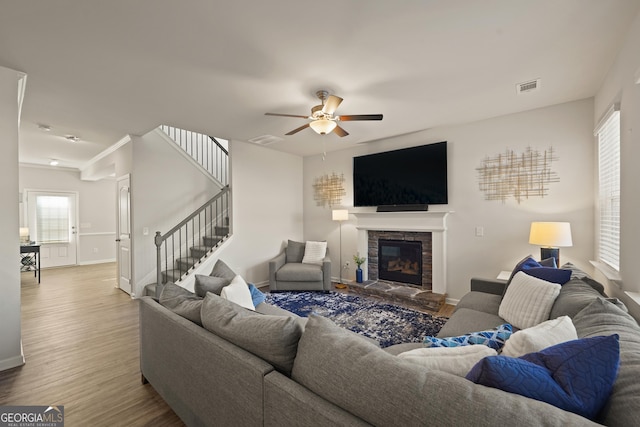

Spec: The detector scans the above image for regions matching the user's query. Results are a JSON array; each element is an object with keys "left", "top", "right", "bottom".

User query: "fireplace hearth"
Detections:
[{"left": 378, "top": 239, "right": 422, "bottom": 286}]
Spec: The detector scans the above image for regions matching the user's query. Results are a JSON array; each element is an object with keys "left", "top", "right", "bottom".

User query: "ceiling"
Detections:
[{"left": 1, "top": 0, "right": 638, "bottom": 170}]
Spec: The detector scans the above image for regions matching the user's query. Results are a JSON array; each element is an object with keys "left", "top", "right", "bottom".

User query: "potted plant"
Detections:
[{"left": 353, "top": 254, "right": 366, "bottom": 283}]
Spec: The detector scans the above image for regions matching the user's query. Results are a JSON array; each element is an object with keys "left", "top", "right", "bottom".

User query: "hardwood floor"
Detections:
[{"left": 0, "top": 263, "right": 184, "bottom": 427}]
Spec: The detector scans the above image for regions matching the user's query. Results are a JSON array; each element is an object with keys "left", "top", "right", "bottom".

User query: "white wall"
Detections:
[
  {"left": 19, "top": 165, "right": 117, "bottom": 265},
  {"left": 179, "top": 139, "right": 304, "bottom": 291},
  {"left": 304, "top": 98, "right": 595, "bottom": 302},
  {"left": 129, "top": 130, "right": 221, "bottom": 296},
  {"left": 594, "top": 9, "right": 640, "bottom": 318},
  {"left": 0, "top": 66, "right": 25, "bottom": 371}
]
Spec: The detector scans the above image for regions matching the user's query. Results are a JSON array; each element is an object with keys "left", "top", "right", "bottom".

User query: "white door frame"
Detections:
[
  {"left": 116, "top": 174, "right": 133, "bottom": 296},
  {"left": 24, "top": 189, "right": 79, "bottom": 268}
]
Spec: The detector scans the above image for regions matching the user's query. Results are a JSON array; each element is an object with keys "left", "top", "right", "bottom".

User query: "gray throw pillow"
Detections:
[
  {"left": 285, "top": 240, "right": 305, "bottom": 263},
  {"left": 201, "top": 293, "right": 303, "bottom": 375},
  {"left": 210, "top": 259, "right": 236, "bottom": 280},
  {"left": 194, "top": 274, "right": 230, "bottom": 297},
  {"left": 572, "top": 298, "right": 640, "bottom": 426},
  {"left": 159, "top": 282, "right": 203, "bottom": 325}
]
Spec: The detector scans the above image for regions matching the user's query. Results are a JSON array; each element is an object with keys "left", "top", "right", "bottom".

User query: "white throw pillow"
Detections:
[
  {"left": 301, "top": 241, "right": 327, "bottom": 265},
  {"left": 220, "top": 275, "right": 255, "bottom": 310},
  {"left": 498, "top": 271, "right": 561, "bottom": 330},
  {"left": 398, "top": 345, "right": 497, "bottom": 377},
  {"left": 501, "top": 315, "right": 577, "bottom": 357}
]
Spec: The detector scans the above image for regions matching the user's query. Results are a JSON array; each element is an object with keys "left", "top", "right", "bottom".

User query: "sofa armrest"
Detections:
[
  {"left": 269, "top": 251, "right": 287, "bottom": 289},
  {"left": 470, "top": 277, "right": 506, "bottom": 295},
  {"left": 322, "top": 252, "right": 332, "bottom": 291}
]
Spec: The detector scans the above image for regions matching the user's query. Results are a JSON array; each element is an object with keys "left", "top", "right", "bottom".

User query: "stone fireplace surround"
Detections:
[{"left": 353, "top": 211, "right": 451, "bottom": 296}]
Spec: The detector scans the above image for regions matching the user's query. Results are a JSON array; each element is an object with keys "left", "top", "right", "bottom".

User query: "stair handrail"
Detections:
[{"left": 155, "top": 186, "right": 231, "bottom": 297}]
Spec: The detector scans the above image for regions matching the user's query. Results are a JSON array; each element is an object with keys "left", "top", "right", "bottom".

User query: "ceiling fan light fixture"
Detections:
[{"left": 310, "top": 119, "right": 337, "bottom": 135}]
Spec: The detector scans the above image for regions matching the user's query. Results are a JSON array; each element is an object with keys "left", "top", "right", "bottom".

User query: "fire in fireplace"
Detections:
[{"left": 378, "top": 239, "right": 422, "bottom": 286}]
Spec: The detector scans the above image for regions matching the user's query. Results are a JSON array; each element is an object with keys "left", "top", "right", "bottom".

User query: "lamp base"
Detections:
[{"left": 540, "top": 247, "right": 560, "bottom": 266}]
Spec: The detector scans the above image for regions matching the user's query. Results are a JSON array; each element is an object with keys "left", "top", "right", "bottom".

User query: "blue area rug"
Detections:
[{"left": 265, "top": 291, "right": 448, "bottom": 348}]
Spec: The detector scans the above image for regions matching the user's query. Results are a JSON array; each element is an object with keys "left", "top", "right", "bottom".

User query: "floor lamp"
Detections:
[{"left": 332, "top": 209, "right": 349, "bottom": 289}]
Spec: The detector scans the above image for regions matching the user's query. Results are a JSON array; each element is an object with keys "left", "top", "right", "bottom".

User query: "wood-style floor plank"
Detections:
[{"left": 0, "top": 263, "right": 184, "bottom": 427}]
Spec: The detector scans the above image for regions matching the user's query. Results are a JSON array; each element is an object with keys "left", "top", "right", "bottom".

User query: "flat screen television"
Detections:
[{"left": 353, "top": 141, "right": 448, "bottom": 207}]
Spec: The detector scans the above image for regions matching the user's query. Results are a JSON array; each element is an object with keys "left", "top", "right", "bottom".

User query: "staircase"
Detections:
[{"left": 154, "top": 126, "right": 231, "bottom": 297}]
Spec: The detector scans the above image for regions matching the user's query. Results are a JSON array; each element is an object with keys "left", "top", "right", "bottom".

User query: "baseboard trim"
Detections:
[
  {"left": 78, "top": 258, "right": 116, "bottom": 266},
  {"left": 445, "top": 297, "right": 459, "bottom": 306},
  {"left": 0, "top": 353, "right": 25, "bottom": 372}
]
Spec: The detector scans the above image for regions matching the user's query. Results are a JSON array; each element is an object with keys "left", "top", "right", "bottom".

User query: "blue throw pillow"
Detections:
[
  {"left": 466, "top": 334, "right": 620, "bottom": 420},
  {"left": 248, "top": 283, "right": 266, "bottom": 307},
  {"left": 424, "top": 324, "right": 512, "bottom": 351},
  {"left": 523, "top": 267, "right": 572, "bottom": 285}
]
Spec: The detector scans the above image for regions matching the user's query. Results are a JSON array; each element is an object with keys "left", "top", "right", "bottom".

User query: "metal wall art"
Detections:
[
  {"left": 313, "top": 172, "right": 346, "bottom": 207},
  {"left": 476, "top": 146, "right": 559, "bottom": 204}
]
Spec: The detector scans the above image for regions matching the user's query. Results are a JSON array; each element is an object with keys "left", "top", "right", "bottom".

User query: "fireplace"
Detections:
[{"left": 378, "top": 240, "right": 422, "bottom": 286}]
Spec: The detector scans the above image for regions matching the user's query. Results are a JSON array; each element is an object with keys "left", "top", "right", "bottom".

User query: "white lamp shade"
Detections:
[
  {"left": 529, "top": 222, "right": 573, "bottom": 247},
  {"left": 19, "top": 227, "right": 30, "bottom": 237},
  {"left": 332, "top": 209, "right": 349, "bottom": 221},
  {"left": 310, "top": 119, "right": 337, "bottom": 135}
]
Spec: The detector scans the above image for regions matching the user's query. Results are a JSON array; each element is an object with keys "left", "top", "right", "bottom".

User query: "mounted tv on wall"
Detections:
[{"left": 353, "top": 141, "right": 448, "bottom": 208}]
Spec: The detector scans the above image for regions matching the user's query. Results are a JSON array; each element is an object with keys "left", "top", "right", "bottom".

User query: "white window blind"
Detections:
[
  {"left": 596, "top": 107, "right": 620, "bottom": 271},
  {"left": 36, "top": 195, "right": 70, "bottom": 243}
]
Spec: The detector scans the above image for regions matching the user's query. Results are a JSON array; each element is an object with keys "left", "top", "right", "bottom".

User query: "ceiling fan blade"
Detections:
[
  {"left": 285, "top": 123, "right": 311, "bottom": 135},
  {"left": 337, "top": 114, "right": 383, "bottom": 121},
  {"left": 265, "top": 112, "right": 310, "bottom": 119},
  {"left": 333, "top": 125, "right": 349, "bottom": 137},
  {"left": 322, "top": 95, "right": 343, "bottom": 115}
]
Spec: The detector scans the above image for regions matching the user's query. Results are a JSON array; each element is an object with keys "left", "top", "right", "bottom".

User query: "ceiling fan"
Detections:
[{"left": 265, "top": 90, "right": 383, "bottom": 137}]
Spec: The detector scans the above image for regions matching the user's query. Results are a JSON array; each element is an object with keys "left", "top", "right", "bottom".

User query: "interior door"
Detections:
[
  {"left": 26, "top": 191, "right": 78, "bottom": 268},
  {"left": 116, "top": 175, "right": 132, "bottom": 295}
]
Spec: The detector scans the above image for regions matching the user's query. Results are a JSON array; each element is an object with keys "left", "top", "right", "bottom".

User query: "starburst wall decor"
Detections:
[
  {"left": 313, "top": 172, "right": 346, "bottom": 207},
  {"left": 476, "top": 146, "right": 559, "bottom": 204}
]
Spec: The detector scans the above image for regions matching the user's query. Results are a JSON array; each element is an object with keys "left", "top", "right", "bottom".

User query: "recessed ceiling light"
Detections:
[
  {"left": 49, "top": 159, "right": 59, "bottom": 166},
  {"left": 38, "top": 124, "right": 51, "bottom": 132},
  {"left": 65, "top": 135, "right": 80, "bottom": 143}
]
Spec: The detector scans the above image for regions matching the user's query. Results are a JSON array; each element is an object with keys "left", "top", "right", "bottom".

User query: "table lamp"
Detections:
[
  {"left": 20, "top": 227, "right": 30, "bottom": 244},
  {"left": 529, "top": 222, "right": 572, "bottom": 266}
]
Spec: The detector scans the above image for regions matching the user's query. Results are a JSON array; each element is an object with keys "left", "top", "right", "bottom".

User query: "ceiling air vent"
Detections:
[
  {"left": 516, "top": 78, "right": 541, "bottom": 94},
  {"left": 248, "top": 134, "right": 284, "bottom": 146}
]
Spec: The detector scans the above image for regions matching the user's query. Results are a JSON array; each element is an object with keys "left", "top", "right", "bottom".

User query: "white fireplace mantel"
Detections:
[{"left": 352, "top": 211, "right": 453, "bottom": 295}]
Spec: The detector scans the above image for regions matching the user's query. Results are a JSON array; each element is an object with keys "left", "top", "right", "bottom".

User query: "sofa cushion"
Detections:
[
  {"left": 220, "top": 275, "right": 255, "bottom": 310},
  {"left": 572, "top": 298, "right": 640, "bottom": 426},
  {"left": 424, "top": 323, "right": 512, "bottom": 351},
  {"left": 292, "top": 315, "right": 593, "bottom": 426},
  {"left": 398, "top": 345, "right": 497, "bottom": 377},
  {"left": 454, "top": 291, "right": 501, "bottom": 315},
  {"left": 560, "top": 262, "right": 589, "bottom": 280},
  {"left": 499, "top": 272, "right": 560, "bottom": 329},
  {"left": 502, "top": 316, "right": 577, "bottom": 358},
  {"left": 437, "top": 308, "right": 507, "bottom": 338},
  {"left": 159, "top": 282, "right": 203, "bottom": 325},
  {"left": 301, "top": 240, "right": 327, "bottom": 265},
  {"left": 548, "top": 279, "right": 602, "bottom": 320},
  {"left": 580, "top": 276, "right": 606, "bottom": 296},
  {"left": 275, "top": 262, "right": 323, "bottom": 282},
  {"left": 286, "top": 240, "right": 305, "bottom": 263},
  {"left": 467, "top": 334, "right": 620, "bottom": 421},
  {"left": 210, "top": 259, "right": 237, "bottom": 281},
  {"left": 201, "top": 293, "right": 303, "bottom": 375},
  {"left": 194, "top": 274, "right": 229, "bottom": 297}
]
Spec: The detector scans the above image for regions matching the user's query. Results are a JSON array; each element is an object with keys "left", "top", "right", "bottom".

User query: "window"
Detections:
[
  {"left": 596, "top": 106, "right": 620, "bottom": 271},
  {"left": 35, "top": 195, "right": 70, "bottom": 243}
]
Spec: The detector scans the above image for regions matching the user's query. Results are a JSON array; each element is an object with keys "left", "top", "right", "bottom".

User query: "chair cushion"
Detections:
[
  {"left": 276, "top": 262, "right": 323, "bottom": 282},
  {"left": 286, "top": 240, "right": 306, "bottom": 263}
]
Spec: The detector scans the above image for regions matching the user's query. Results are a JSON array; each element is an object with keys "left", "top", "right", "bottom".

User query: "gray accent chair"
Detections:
[{"left": 269, "top": 240, "right": 331, "bottom": 291}]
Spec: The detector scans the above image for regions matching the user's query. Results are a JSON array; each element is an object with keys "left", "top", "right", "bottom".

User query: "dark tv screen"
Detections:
[{"left": 353, "top": 142, "right": 448, "bottom": 207}]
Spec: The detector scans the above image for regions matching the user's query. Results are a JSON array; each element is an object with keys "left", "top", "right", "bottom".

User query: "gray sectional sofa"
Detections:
[{"left": 139, "top": 267, "right": 640, "bottom": 426}]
